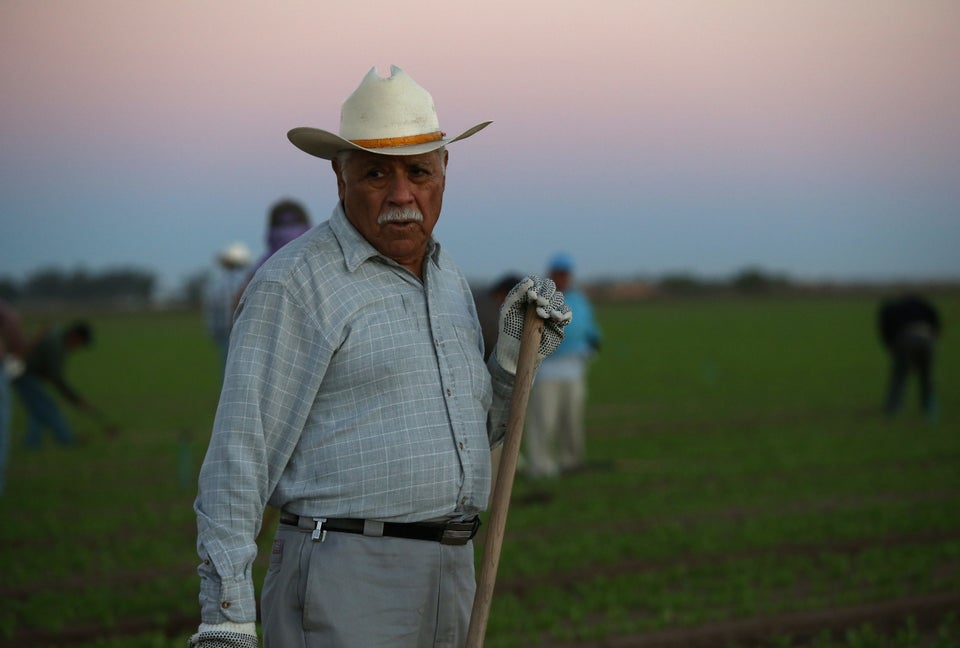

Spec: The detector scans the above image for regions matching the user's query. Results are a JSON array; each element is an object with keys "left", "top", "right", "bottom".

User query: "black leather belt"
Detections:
[{"left": 279, "top": 512, "right": 481, "bottom": 546}]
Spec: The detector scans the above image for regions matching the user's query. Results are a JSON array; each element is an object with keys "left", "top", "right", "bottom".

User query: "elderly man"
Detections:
[{"left": 191, "top": 66, "right": 571, "bottom": 648}]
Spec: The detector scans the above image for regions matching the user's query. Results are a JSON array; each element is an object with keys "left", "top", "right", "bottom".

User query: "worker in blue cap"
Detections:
[{"left": 523, "top": 252, "right": 602, "bottom": 478}]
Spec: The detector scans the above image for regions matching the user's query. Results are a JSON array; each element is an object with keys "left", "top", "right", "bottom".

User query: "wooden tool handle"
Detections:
[{"left": 466, "top": 302, "right": 543, "bottom": 648}]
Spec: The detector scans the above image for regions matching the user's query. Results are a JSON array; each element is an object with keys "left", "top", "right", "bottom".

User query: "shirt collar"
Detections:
[{"left": 330, "top": 202, "right": 442, "bottom": 274}]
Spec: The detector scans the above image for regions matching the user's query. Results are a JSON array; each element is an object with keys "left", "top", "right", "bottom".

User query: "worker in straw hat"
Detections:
[
  {"left": 191, "top": 66, "right": 572, "bottom": 647},
  {"left": 203, "top": 241, "right": 251, "bottom": 376}
]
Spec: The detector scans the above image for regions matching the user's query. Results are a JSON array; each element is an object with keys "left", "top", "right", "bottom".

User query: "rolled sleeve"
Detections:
[{"left": 197, "top": 550, "right": 258, "bottom": 623}]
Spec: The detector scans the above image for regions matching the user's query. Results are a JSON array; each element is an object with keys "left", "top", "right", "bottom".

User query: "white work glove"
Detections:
[
  {"left": 188, "top": 622, "right": 258, "bottom": 648},
  {"left": 494, "top": 275, "right": 573, "bottom": 375}
]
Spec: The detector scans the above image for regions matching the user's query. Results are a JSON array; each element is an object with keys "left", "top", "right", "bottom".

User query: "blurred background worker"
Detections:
[
  {"left": 473, "top": 273, "right": 524, "bottom": 502},
  {"left": 524, "top": 253, "right": 602, "bottom": 478},
  {"left": 232, "top": 199, "right": 312, "bottom": 310},
  {"left": 203, "top": 241, "right": 251, "bottom": 376},
  {"left": 0, "top": 299, "right": 28, "bottom": 495},
  {"left": 11, "top": 321, "right": 117, "bottom": 446},
  {"left": 878, "top": 293, "right": 942, "bottom": 421},
  {"left": 476, "top": 273, "right": 524, "bottom": 362}
]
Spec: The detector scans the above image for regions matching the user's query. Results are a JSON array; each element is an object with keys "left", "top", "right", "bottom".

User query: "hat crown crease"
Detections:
[{"left": 339, "top": 66, "right": 440, "bottom": 142}]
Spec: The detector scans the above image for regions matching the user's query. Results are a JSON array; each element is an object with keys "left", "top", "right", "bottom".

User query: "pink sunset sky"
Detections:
[{"left": 2, "top": 1, "right": 959, "bottom": 293}]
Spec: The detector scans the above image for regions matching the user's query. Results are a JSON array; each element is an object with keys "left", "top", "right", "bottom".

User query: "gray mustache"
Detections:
[{"left": 378, "top": 208, "right": 424, "bottom": 225}]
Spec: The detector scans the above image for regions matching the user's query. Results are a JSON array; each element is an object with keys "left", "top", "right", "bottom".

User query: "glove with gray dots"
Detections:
[
  {"left": 188, "top": 623, "right": 258, "bottom": 648},
  {"left": 494, "top": 275, "right": 572, "bottom": 375}
]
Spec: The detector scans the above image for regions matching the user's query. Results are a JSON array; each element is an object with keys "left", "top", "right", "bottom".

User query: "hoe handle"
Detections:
[{"left": 466, "top": 302, "right": 543, "bottom": 648}]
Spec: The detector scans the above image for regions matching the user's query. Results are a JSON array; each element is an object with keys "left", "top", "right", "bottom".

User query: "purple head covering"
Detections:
[
  {"left": 249, "top": 200, "right": 311, "bottom": 275},
  {"left": 267, "top": 222, "right": 311, "bottom": 256}
]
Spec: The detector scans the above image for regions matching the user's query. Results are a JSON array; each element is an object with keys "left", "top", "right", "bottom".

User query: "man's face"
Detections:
[
  {"left": 550, "top": 269, "right": 571, "bottom": 292},
  {"left": 334, "top": 149, "right": 447, "bottom": 277}
]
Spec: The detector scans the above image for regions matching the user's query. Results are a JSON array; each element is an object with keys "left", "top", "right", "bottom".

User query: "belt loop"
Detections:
[{"left": 363, "top": 520, "right": 385, "bottom": 537}]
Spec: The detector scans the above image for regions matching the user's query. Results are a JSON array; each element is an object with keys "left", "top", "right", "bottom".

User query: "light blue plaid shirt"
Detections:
[{"left": 194, "top": 204, "right": 515, "bottom": 623}]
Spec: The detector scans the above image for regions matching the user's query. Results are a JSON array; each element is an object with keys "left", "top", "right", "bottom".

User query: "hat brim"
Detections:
[
  {"left": 288, "top": 121, "right": 492, "bottom": 160},
  {"left": 219, "top": 254, "right": 249, "bottom": 266}
]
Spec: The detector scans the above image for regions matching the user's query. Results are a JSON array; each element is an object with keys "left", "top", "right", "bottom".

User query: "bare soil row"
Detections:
[{"left": 5, "top": 526, "right": 957, "bottom": 647}]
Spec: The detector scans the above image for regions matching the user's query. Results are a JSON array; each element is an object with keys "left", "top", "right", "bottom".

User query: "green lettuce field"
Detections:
[{"left": 2, "top": 295, "right": 958, "bottom": 647}]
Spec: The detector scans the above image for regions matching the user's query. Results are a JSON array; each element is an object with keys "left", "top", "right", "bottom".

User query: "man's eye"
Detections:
[{"left": 366, "top": 169, "right": 385, "bottom": 179}]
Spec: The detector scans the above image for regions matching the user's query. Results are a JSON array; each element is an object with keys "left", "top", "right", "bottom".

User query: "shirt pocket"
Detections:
[{"left": 451, "top": 315, "right": 492, "bottom": 410}]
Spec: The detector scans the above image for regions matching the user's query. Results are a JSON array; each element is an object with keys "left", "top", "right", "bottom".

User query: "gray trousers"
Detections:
[
  {"left": 524, "top": 375, "right": 586, "bottom": 478},
  {"left": 261, "top": 522, "right": 476, "bottom": 648}
]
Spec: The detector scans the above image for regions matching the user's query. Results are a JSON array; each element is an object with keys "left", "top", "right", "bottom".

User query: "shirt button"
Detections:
[
  {"left": 221, "top": 601, "right": 231, "bottom": 609},
  {"left": 446, "top": 388, "right": 452, "bottom": 396},
  {"left": 458, "top": 441, "right": 464, "bottom": 449}
]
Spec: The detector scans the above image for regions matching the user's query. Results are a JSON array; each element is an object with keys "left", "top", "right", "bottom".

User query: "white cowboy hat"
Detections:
[
  {"left": 217, "top": 241, "right": 251, "bottom": 266},
  {"left": 288, "top": 65, "right": 491, "bottom": 160}
]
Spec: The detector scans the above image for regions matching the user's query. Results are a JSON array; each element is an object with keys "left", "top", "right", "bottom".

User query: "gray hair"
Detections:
[{"left": 336, "top": 147, "right": 447, "bottom": 181}]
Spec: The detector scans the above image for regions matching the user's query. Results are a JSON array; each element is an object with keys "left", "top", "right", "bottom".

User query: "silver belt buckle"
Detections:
[
  {"left": 311, "top": 517, "right": 327, "bottom": 542},
  {"left": 440, "top": 517, "right": 480, "bottom": 545}
]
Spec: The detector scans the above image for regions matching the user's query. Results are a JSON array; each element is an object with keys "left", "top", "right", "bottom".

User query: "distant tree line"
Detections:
[
  {"left": 587, "top": 266, "right": 960, "bottom": 303},
  {"left": 0, "top": 267, "right": 156, "bottom": 305},
  {"left": 586, "top": 266, "right": 800, "bottom": 301},
  {"left": 4, "top": 264, "right": 953, "bottom": 308},
  {"left": 660, "top": 266, "right": 792, "bottom": 295}
]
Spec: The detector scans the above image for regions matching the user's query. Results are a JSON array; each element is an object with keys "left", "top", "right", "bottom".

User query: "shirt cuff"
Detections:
[
  {"left": 199, "top": 572, "right": 258, "bottom": 624},
  {"left": 198, "top": 621, "right": 257, "bottom": 636}
]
